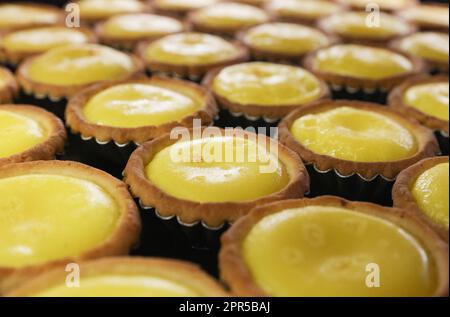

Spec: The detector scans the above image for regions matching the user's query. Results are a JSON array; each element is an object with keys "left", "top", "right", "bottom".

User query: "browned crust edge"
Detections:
[
  {"left": 0, "top": 67, "right": 19, "bottom": 103},
  {"left": 0, "top": 160, "right": 141, "bottom": 294},
  {"left": 66, "top": 76, "right": 219, "bottom": 144},
  {"left": 219, "top": 195, "right": 450, "bottom": 297},
  {"left": 202, "top": 66, "right": 331, "bottom": 120},
  {"left": 303, "top": 44, "right": 427, "bottom": 91},
  {"left": 124, "top": 127, "right": 310, "bottom": 228},
  {"left": 5, "top": 257, "right": 229, "bottom": 297},
  {"left": 396, "top": 2, "right": 450, "bottom": 33},
  {"left": 0, "top": 104, "right": 66, "bottom": 167},
  {"left": 392, "top": 156, "right": 449, "bottom": 242},
  {"left": 278, "top": 99, "right": 440, "bottom": 180},
  {"left": 388, "top": 75, "right": 449, "bottom": 135}
]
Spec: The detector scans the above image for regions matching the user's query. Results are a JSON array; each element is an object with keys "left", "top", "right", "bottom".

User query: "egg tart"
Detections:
[
  {"left": 0, "top": 26, "right": 96, "bottom": 65},
  {"left": 397, "top": 3, "right": 449, "bottom": 32},
  {"left": 188, "top": 2, "right": 271, "bottom": 37},
  {"left": 390, "top": 32, "right": 449, "bottom": 74},
  {"left": 78, "top": 0, "right": 150, "bottom": 24},
  {"left": 124, "top": 127, "right": 309, "bottom": 246},
  {"left": 0, "top": 105, "right": 66, "bottom": 167},
  {"left": 0, "top": 67, "right": 18, "bottom": 104},
  {"left": 96, "top": 13, "right": 185, "bottom": 50},
  {"left": 304, "top": 44, "right": 425, "bottom": 102},
  {"left": 336, "top": 0, "right": 418, "bottom": 12},
  {"left": 388, "top": 75, "right": 449, "bottom": 155},
  {"left": 6, "top": 257, "right": 228, "bottom": 297},
  {"left": 220, "top": 196, "right": 449, "bottom": 297},
  {"left": 136, "top": 32, "right": 248, "bottom": 80},
  {"left": 150, "top": 0, "right": 221, "bottom": 18},
  {"left": 238, "top": 22, "right": 334, "bottom": 63},
  {"left": 232, "top": 0, "right": 268, "bottom": 6},
  {"left": 318, "top": 11, "right": 415, "bottom": 46},
  {"left": 0, "top": 3, "right": 63, "bottom": 32},
  {"left": 266, "top": 0, "right": 346, "bottom": 25},
  {"left": 203, "top": 62, "right": 330, "bottom": 123},
  {"left": 278, "top": 100, "right": 439, "bottom": 204},
  {"left": 17, "top": 44, "right": 144, "bottom": 118},
  {"left": 393, "top": 156, "right": 449, "bottom": 242},
  {"left": 0, "top": 160, "right": 141, "bottom": 293}
]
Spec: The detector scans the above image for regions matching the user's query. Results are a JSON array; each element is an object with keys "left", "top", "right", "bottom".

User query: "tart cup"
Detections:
[
  {"left": 124, "top": 127, "right": 310, "bottom": 248},
  {"left": 0, "top": 104, "right": 66, "bottom": 167},
  {"left": 303, "top": 45, "right": 426, "bottom": 103},
  {"left": 65, "top": 76, "right": 218, "bottom": 178},
  {"left": 335, "top": 0, "right": 419, "bottom": 13},
  {"left": 78, "top": 0, "right": 152, "bottom": 25},
  {"left": 0, "top": 67, "right": 18, "bottom": 103},
  {"left": 219, "top": 196, "right": 449, "bottom": 297},
  {"left": 278, "top": 100, "right": 440, "bottom": 205},
  {"left": 0, "top": 160, "right": 141, "bottom": 294},
  {"left": 393, "top": 156, "right": 449, "bottom": 242},
  {"left": 148, "top": 0, "right": 221, "bottom": 19},
  {"left": 388, "top": 75, "right": 449, "bottom": 155},
  {"left": 396, "top": 3, "right": 450, "bottom": 33}
]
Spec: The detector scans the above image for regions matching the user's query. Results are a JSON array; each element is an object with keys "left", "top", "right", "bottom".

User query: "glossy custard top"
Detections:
[
  {"left": 403, "top": 82, "right": 449, "bottom": 121},
  {"left": 398, "top": 32, "right": 449, "bottom": 64},
  {"left": 338, "top": 0, "right": 415, "bottom": 11},
  {"left": 400, "top": 5, "right": 450, "bottom": 28},
  {"left": 78, "top": 0, "right": 146, "bottom": 20},
  {"left": 243, "top": 205, "right": 438, "bottom": 296},
  {"left": 290, "top": 106, "right": 418, "bottom": 162},
  {"left": 412, "top": 163, "right": 449, "bottom": 229},
  {"left": 154, "top": 0, "right": 219, "bottom": 10},
  {"left": 269, "top": 0, "right": 342, "bottom": 19},
  {"left": 145, "top": 136, "right": 289, "bottom": 203},
  {"left": 0, "top": 174, "right": 120, "bottom": 268},
  {"left": 213, "top": 62, "right": 323, "bottom": 106},
  {"left": 0, "top": 4, "right": 60, "bottom": 30}
]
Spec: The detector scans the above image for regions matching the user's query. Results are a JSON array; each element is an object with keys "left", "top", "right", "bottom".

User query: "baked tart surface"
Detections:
[
  {"left": 398, "top": 4, "right": 449, "bottom": 32},
  {"left": 220, "top": 196, "right": 449, "bottom": 297},
  {"left": 0, "top": 67, "right": 18, "bottom": 104},
  {"left": 0, "top": 3, "right": 62, "bottom": 32},
  {"left": 78, "top": 0, "right": 148, "bottom": 23},
  {"left": 151, "top": 0, "right": 220, "bottom": 16},
  {"left": 336, "top": 0, "right": 418, "bottom": 12}
]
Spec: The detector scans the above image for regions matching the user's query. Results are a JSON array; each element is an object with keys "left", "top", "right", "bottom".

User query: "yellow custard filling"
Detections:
[
  {"left": 1, "top": 27, "right": 90, "bottom": 54},
  {"left": 213, "top": 62, "right": 322, "bottom": 106},
  {"left": 404, "top": 82, "right": 449, "bottom": 121},
  {"left": 26, "top": 44, "right": 137, "bottom": 86},
  {"left": 0, "top": 110, "right": 48, "bottom": 158},
  {"left": 401, "top": 5, "right": 450, "bottom": 27},
  {"left": 270, "top": 0, "right": 341, "bottom": 19},
  {"left": 313, "top": 45, "right": 414, "bottom": 80},
  {"left": 144, "top": 33, "right": 240, "bottom": 65},
  {"left": 0, "top": 174, "right": 120, "bottom": 268},
  {"left": 34, "top": 275, "right": 201, "bottom": 297},
  {"left": 290, "top": 106, "right": 418, "bottom": 162},
  {"left": 0, "top": 4, "right": 60, "bottom": 30},
  {"left": 83, "top": 83, "right": 203, "bottom": 128},
  {"left": 398, "top": 33, "right": 449, "bottom": 64},
  {"left": 155, "top": 0, "right": 219, "bottom": 10},
  {"left": 102, "top": 14, "right": 184, "bottom": 39},
  {"left": 145, "top": 136, "right": 289, "bottom": 203},
  {"left": 194, "top": 3, "right": 269, "bottom": 29},
  {"left": 79, "top": 0, "right": 145, "bottom": 20},
  {"left": 339, "top": 0, "right": 413, "bottom": 11},
  {"left": 323, "top": 12, "right": 411, "bottom": 39},
  {"left": 243, "top": 206, "right": 437, "bottom": 297},
  {"left": 412, "top": 163, "right": 449, "bottom": 229},
  {"left": 243, "top": 23, "right": 330, "bottom": 55}
]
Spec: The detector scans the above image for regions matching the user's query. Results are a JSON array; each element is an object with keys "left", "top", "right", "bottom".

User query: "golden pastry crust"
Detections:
[
  {"left": 303, "top": 45, "right": 426, "bottom": 92},
  {"left": 202, "top": 67, "right": 330, "bottom": 120},
  {"left": 219, "top": 195, "right": 450, "bottom": 297},
  {"left": 0, "top": 160, "right": 141, "bottom": 294},
  {"left": 136, "top": 38, "right": 249, "bottom": 80},
  {"left": 0, "top": 3, "right": 64, "bottom": 32},
  {"left": 66, "top": 76, "right": 219, "bottom": 144},
  {"left": 388, "top": 75, "right": 449, "bottom": 135},
  {"left": 278, "top": 99, "right": 440, "bottom": 180},
  {"left": 16, "top": 52, "right": 145, "bottom": 101},
  {"left": 5, "top": 256, "right": 229, "bottom": 297},
  {"left": 0, "top": 27, "right": 97, "bottom": 65},
  {"left": 0, "top": 104, "right": 66, "bottom": 167},
  {"left": 392, "top": 156, "right": 449, "bottom": 242},
  {"left": 0, "top": 67, "right": 18, "bottom": 103},
  {"left": 124, "top": 127, "right": 310, "bottom": 228}
]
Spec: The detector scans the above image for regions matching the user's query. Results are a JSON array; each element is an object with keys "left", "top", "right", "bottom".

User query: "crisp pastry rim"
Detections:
[
  {"left": 303, "top": 44, "right": 426, "bottom": 91},
  {"left": 5, "top": 256, "right": 228, "bottom": 297},
  {"left": 278, "top": 99, "right": 440, "bottom": 180},
  {"left": 0, "top": 104, "right": 66, "bottom": 167},
  {"left": 392, "top": 156, "right": 449, "bottom": 242},
  {"left": 202, "top": 64, "right": 331, "bottom": 120},
  {"left": 0, "top": 160, "right": 141, "bottom": 294},
  {"left": 16, "top": 47, "right": 145, "bottom": 100},
  {"left": 0, "top": 67, "right": 19, "bottom": 103},
  {"left": 124, "top": 127, "right": 310, "bottom": 228},
  {"left": 219, "top": 195, "right": 449, "bottom": 297},
  {"left": 66, "top": 75, "right": 219, "bottom": 144},
  {"left": 388, "top": 75, "right": 449, "bottom": 135}
]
